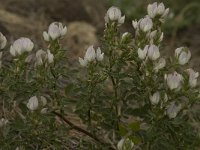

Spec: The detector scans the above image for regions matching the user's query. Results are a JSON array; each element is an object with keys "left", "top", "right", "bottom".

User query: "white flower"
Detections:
[
  {"left": 154, "top": 58, "right": 166, "bottom": 71},
  {"left": 138, "top": 45, "right": 148, "bottom": 60},
  {"left": 139, "top": 16, "right": 153, "bottom": 32},
  {"left": 147, "top": 44, "right": 160, "bottom": 60},
  {"left": 96, "top": 47, "right": 104, "bottom": 61},
  {"left": 79, "top": 57, "right": 88, "bottom": 67},
  {"left": 84, "top": 45, "right": 96, "bottom": 62},
  {"left": 175, "top": 47, "right": 191, "bottom": 65},
  {"left": 10, "top": 38, "right": 34, "bottom": 57},
  {"left": 149, "top": 30, "right": 157, "bottom": 39},
  {"left": 105, "top": 6, "right": 125, "bottom": 25},
  {"left": 0, "top": 32, "right": 7, "bottom": 49},
  {"left": 150, "top": 91, "right": 160, "bottom": 105},
  {"left": 0, "top": 118, "right": 9, "bottom": 128},
  {"left": 147, "top": 2, "right": 169, "bottom": 19},
  {"left": 40, "top": 96, "right": 47, "bottom": 106},
  {"left": 186, "top": 69, "right": 199, "bottom": 88},
  {"left": 44, "top": 22, "right": 67, "bottom": 41},
  {"left": 132, "top": 20, "right": 138, "bottom": 29},
  {"left": 43, "top": 31, "right": 50, "bottom": 42},
  {"left": 35, "top": 49, "right": 54, "bottom": 66},
  {"left": 35, "top": 49, "right": 47, "bottom": 66},
  {"left": 165, "top": 72, "right": 183, "bottom": 90},
  {"left": 166, "top": 102, "right": 181, "bottom": 119},
  {"left": 47, "top": 49, "right": 54, "bottom": 64},
  {"left": 122, "top": 32, "right": 129, "bottom": 39},
  {"left": 27, "top": 96, "right": 39, "bottom": 111},
  {"left": 79, "top": 45, "right": 103, "bottom": 67},
  {"left": 157, "top": 3, "right": 165, "bottom": 15},
  {"left": 117, "top": 138, "right": 134, "bottom": 150}
]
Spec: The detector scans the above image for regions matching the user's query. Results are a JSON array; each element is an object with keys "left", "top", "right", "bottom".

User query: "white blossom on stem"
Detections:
[
  {"left": 27, "top": 96, "right": 39, "bottom": 111},
  {"left": 150, "top": 91, "right": 160, "bottom": 105},
  {"left": 154, "top": 58, "right": 166, "bottom": 71},
  {"left": 175, "top": 47, "right": 191, "bottom": 65},
  {"left": 47, "top": 49, "right": 54, "bottom": 64},
  {"left": 10, "top": 38, "right": 34, "bottom": 57},
  {"left": 166, "top": 102, "right": 181, "bottom": 119},
  {"left": 165, "top": 72, "right": 183, "bottom": 90},
  {"left": 138, "top": 16, "right": 153, "bottom": 32},
  {"left": 147, "top": 2, "right": 169, "bottom": 21},
  {"left": 105, "top": 6, "right": 125, "bottom": 25},
  {"left": 186, "top": 68, "right": 199, "bottom": 88},
  {"left": 138, "top": 45, "right": 148, "bottom": 60},
  {"left": 147, "top": 44, "right": 160, "bottom": 60},
  {"left": 79, "top": 46, "right": 103, "bottom": 67},
  {"left": 132, "top": 20, "right": 138, "bottom": 29},
  {"left": 43, "top": 22, "right": 67, "bottom": 41},
  {"left": 0, "top": 32, "right": 7, "bottom": 49},
  {"left": 117, "top": 138, "right": 134, "bottom": 150},
  {"left": 96, "top": 47, "right": 104, "bottom": 61}
]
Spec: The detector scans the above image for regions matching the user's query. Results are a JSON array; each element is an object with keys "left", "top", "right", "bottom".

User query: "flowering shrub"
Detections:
[{"left": 0, "top": 2, "right": 200, "bottom": 150}]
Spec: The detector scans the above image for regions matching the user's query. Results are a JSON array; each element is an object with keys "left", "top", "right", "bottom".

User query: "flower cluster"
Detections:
[
  {"left": 105, "top": 6, "right": 125, "bottom": 25},
  {"left": 79, "top": 45, "right": 104, "bottom": 67},
  {"left": 35, "top": 49, "right": 54, "bottom": 66},
  {"left": 147, "top": 2, "right": 169, "bottom": 22},
  {"left": 43, "top": 22, "right": 67, "bottom": 41},
  {"left": 27, "top": 96, "right": 47, "bottom": 112},
  {"left": 10, "top": 38, "right": 34, "bottom": 57}
]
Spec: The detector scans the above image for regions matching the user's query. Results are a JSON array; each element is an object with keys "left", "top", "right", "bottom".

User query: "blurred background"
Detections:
[{"left": 0, "top": 0, "right": 200, "bottom": 70}]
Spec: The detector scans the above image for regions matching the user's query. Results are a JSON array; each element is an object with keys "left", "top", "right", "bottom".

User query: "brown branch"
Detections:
[{"left": 52, "top": 111, "right": 115, "bottom": 149}]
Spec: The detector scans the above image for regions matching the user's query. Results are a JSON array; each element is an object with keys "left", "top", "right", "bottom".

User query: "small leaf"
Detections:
[
  {"left": 128, "top": 121, "right": 140, "bottom": 131},
  {"left": 119, "top": 124, "right": 128, "bottom": 136}
]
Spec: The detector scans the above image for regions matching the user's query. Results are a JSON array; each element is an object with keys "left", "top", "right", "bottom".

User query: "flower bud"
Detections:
[
  {"left": 96, "top": 47, "right": 104, "bottom": 61},
  {"left": 166, "top": 102, "right": 181, "bottom": 119},
  {"left": 40, "top": 96, "right": 47, "bottom": 106},
  {"left": 10, "top": 38, "right": 34, "bottom": 57},
  {"left": 186, "top": 69, "right": 199, "bottom": 88},
  {"left": 47, "top": 49, "right": 54, "bottom": 64},
  {"left": 0, "top": 32, "right": 7, "bottom": 49},
  {"left": 175, "top": 47, "right": 191, "bottom": 65},
  {"left": 27, "top": 96, "right": 39, "bottom": 111},
  {"left": 138, "top": 45, "right": 148, "bottom": 60},
  {"left": 147, "top": 44, "right": 160, "bottom": 60},
  {"left": 35, "top": 49, "right": 47, "bottom": 66},
  {"left": 43, "top": 31, "right": 50, "bottom": 42},
  {"left": 117, "top": 138, "right": 134, "bottom": 150},
  {"left": 165, "top": 72, "right": 183, "bottom": 90},
  {"left": 79, "top": 57, "right": 88, "bottom": 67},
  {"left": 157, "top": 3, "right": 165, "bottom": 15},
  {"left": 150, "top": 91, "right": 160, "bottom": 105},
  {"left": 132, "top": 20, "right": 138, "bottom": 29}
]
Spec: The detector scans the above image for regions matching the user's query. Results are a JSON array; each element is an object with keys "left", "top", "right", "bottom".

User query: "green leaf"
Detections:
[
  {"left": 128, "top": 121, "right": 140, "bottom": 131},
  {"left": 119, "top": 124, "right": 128, "bottom": 136}
]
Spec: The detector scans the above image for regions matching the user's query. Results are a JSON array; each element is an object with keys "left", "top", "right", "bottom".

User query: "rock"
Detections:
[{"left": 64, "top": 22, "right": 98, "bottom": 58}]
